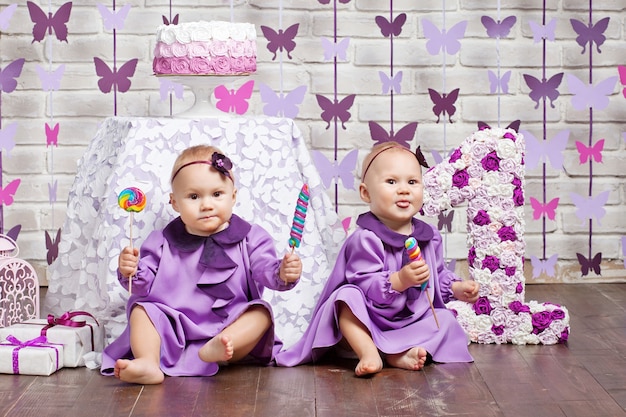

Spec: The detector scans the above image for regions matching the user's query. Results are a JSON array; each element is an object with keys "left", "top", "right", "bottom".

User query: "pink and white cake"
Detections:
[{"left": 153, "top": 21, "right": 257, "bottom": 75}]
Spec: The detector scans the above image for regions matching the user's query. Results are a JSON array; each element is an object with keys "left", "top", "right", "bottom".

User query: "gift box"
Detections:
[
  {"left": 0, "top": 335, "right": 64, "bottom": 375},
  {"left": 0, "top": 311, "right": 103, "bottom": 368}
]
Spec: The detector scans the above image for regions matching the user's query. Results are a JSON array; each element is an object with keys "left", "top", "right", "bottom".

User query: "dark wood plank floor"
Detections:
[{"left": 1, "top": 284, "right": 625, "bottom": 417}]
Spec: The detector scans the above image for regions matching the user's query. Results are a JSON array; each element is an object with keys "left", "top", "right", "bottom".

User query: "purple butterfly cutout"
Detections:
[
  {"left": 45, "top": 228, "right": 61, "bottom": 265},
  {"left": 529, "top": 18, "right": 557, "bottom": 43},
  {"left": 368, "top": 121, "right": 417, "bottom": 148},
  {"left": 48, "top": 180, "right": 57, "bottom": 204},
  {"left": 576, "top": 252, "right": 602, "bottom": 276},
  {"left": 481, "top": 15, "right": 516, "bottom": 38},
  {"left": 422, "top": 19, "right": 467, "bottom": 56},
  {"left": 321, "top": 37, "right": 349, "bottom": 61},
  {"left": 36, "top": 64, "right": 65, "bottom": 91},
  {"left": 0, "top": 58, "right": 25, "bottom": 93},
  {"left": 0, "top": 122, "right": 17, "bottom": 154},
  {"left": 375, "top": 13, "right": 407, "bottom": 38},
  {"left": 379, "top": 71, "right": 402, "bottom": 94},
  {"left": 520, "top": 129, "right": 569, "bottom": 170},
  {"left": 94, "top": 57, "right": 138, "bottom": 93},
  {"left": 575, "top": 139, "right": 604, "bottom": 164},
  {"left": 523, "top": 72, "right": 563, "bottom": 109},
  {"left": 567, "top": 74, "right": 617, "bottom": 111},
  {"left": 261, "top": 23, "right": 299, "bottom": 60},
  {"left": 445, "top": 258, "right": 456, "bottom": 273},
  {"left": 259, "top": 83, "right": 307, "bottom": 119},
  {"left": 162, "top": 14, "right": 179, "bottom": 25},
  {"left": 488, "top": 70, "right": 511, "bottom": 94},
  {"left": 6, "top": 224, "right": 21, "bottom": 242},
  {"left": 158, "top": 78, "right": 184, "bottom": 101},
  {"left": 530, "top": 254, "right": 558, "bottom": 278},
  {"left": 430, "top": 149, "right": 452, "bottom": 164},
  {"left": 318, "top": 0, "right": 350, "bottom": 3},
  {"left": 478, "top": 120, "right": 520, "bottom": 133},
  {"left": 312, "top": 149, "right": 358, "bottom": 190},
  {"left": 27, "top": 1, "right": 72, "bottom": 43},
  {"left": 570, "top": 190, "right": 610, "bottom": 226},
  {"left": 97, "top": 3, "right": 131, "bottom": 31},
  {"left": 428, "top": 88, "right": 459, "bottom": 123},
  {"left": 438, "top": 210, "right": 454, "bottom": 232},
  {"left": 570, "top": 17, "right": 610, "bottom": 54},
  {"left": 316, "top": 94, "right": 356, "bottom": 130},
  {"left": 46, "top": 122, "right": 59, "bottom": 147},
  {"left": 0, "top": 4, "right": 17, "bottom": 31}
]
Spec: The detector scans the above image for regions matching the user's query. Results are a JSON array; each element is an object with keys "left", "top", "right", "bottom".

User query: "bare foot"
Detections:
[
  {"left": 199, "top": 334, "right": 234, "bottom": 363},
  {"left": 354, "top": 352, "right": 383, "bottom": 377},
  {"left": 114, "top": 358, "right": 164, "bottom": 384},
  {"left": 386, "top": 347, "right": 428, "bottom": 371}
]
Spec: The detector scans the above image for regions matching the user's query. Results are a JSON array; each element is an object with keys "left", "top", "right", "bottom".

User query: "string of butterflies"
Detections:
[{"left": 0, "top": 2, "right": 624, "bottom": 273}]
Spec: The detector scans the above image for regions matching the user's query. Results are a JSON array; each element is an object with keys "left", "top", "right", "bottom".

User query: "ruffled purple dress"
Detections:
[
  {"left": 276, "top": 212, "right": 473, "bottom": 366},
  {"left": 101, "top": 214, "right": 297, "bottom": 377}
]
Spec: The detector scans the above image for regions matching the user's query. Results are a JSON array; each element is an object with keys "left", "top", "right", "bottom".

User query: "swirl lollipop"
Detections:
[
  {"left": 288, "top": 184, "right": 310, "bottom": 250},
  {"left": 118, "top": 187, "right": 146, "bottom": 294},
  {"left": 405, "top": 237, "right": 439, "bottom": 329}
]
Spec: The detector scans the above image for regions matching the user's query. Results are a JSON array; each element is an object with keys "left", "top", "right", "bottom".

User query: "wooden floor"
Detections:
[{"left": 1, "top": 284, "right": 625, "bottom": 417}]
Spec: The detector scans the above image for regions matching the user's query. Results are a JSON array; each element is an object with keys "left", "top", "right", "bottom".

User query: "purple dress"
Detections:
[
  {"left": 101, "top": 214, "right": 297, "bottom": 377},
  {"left": 276, "top": 212, "right": 473, "bottom": 366}
]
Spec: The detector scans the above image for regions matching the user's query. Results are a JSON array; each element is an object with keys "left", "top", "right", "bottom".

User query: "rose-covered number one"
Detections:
[{"left": 422, "top": 121, "right": 569, "bottom": 344}]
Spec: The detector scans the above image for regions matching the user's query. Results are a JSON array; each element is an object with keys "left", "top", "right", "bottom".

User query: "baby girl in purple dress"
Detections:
[
  {"left": 101, "top": 145, "right": 302, "bottom": 384},
  {"left": 276, "top": 142, "right": 479, "bottom": 376}
]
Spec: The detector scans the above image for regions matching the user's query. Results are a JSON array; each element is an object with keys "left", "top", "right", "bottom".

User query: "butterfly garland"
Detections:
[
  {"left": 481, "top": 14, "right": 516, "bottom": 98},
  {"left": 27, "top": 1, "right": 72, "bottom": 43}
]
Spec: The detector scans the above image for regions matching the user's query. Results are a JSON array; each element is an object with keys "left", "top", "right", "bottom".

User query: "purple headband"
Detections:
[
  {"left": 171, "top": 152, "right": 233, "bottom": 182},
  {"left": 361, "top": 145, "right": 429, "bottom": 181}
]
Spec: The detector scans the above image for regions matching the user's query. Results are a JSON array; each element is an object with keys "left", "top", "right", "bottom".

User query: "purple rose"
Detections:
[
  {"left": 559, "top": 328, "right": 569, "bottom": 343},
  {"left": 482, "top": 255, "right": 500, "bottom": 272},
  {"left": 515, "top": 282, "right": 523, "bottom": 293},
  {"left": 509, "top": 301, "right": 531, "bottom": 314},
  {"left": 504, "top": 132, "right": 516, "bottom": 141},
  {"left": 452, "top": 169, "right": 469, "bottom": 188},
  {"left": 473, "top": 209, "right": 491, "bottom": 226},
  {"left": 550, "top": 309, "right": 565, "bottom": 321},
  {"left": 512, "top": 176, "right": 522, "bottom": 188},
  {"left": 449, "top": 148, "right": 462, "bottom": 163},
  {"left": 473, "top": 296, "right": 493, "bottom": 315},
  {"left": 468, "top": 246, "right": 477, "bottom": 267},
  {"left": 481, "top": 151, "right": 501, "bottom": 171},
  {"left": 513, "top": 187, "right": 524, "bottom": 207},
  {"left": 492, "top": 324, "right": 505, "bottom": 335},
  {"left": 505, "top": 266, "right": 516, "bottom": 277},
  {"left": 531, "top": 311, "right": 553, "bottom": 334},
  {"left": 497, "top": 226, "right": 517, "bottom": 242}
]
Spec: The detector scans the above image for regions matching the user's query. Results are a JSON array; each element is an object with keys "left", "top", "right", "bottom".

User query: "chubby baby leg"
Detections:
[{"left": 386, "top": 347, "right": 428, "bottom": 371}]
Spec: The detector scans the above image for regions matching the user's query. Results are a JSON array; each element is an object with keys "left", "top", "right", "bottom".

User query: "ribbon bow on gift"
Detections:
[
  {"left": 42, "top": 311, "right": 99, "bottom": 350},
  {"left": 5, "top": 335, "right": 60, "bottom": 374}
]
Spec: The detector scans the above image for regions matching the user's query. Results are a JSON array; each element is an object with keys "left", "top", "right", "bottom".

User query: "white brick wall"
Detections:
[{"left": 0, "top": 1, "right": 624, "bottom": 283}]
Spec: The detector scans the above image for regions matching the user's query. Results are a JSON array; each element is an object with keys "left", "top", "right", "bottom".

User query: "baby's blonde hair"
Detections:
[
  {"left": 170, "top": 145, "right": 235, "bottom": 184},
  {"left": 361, "top": 141, "right": 415, "bottom": 180}
]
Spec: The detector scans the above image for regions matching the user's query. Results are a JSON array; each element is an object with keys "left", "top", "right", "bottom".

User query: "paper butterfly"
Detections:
[
  {"left": 48, "top": 179, "right": 57, "bottom": 204},
  {"left": 570, "top": 190, "right": 610, "bottom": 226},
  {"left": 478, "top": 119, "right": 520, "bottom": 132},
  {"left": 521, "top": 129, "right": 569, "bottom": 170},
  {"left": 162, "top": 14, "right": 179, "bottom": 25},
  {"left": 45, "top": 228, "right": 61, "bottom": 265},
  {"left": 316, "top": 94, "right": 356, "bottom": 130},
  {"left": 0, "top": 178, "right": 20, "bottom": 206},
  {"left": 488, "top": 70, "right": 511, "bottom": 94},
  {"left": 321, "top": 37, "right": 349, "bottom": 61},
  {"left": 619, "top": 65, "right": 626, "bottom": 98},
  {"left": 530, "top": 254, "right": 558, "bottom": 278},
  {"left": 259, "top": 83, "right": 307, "bottom": 119},
  {"left": 422, "top": 19, "right": 467, "bottom": 56},
  {"left": 570, "top": 17, "right": 610, "bottom": 54},
  {"left": 94, "top": 57, "right": 138, "bottom": 94},
  {"left": 438, "top": 210, "right": 454, "bottom": 232},
  {"left": 430, "top": 149, "right": 452, "bottom": 164},
  {"left": 158, "top": 78, "right": 184, "bottom": 101},
  {"left": 0, "top": 4, "right": 17, "bottom": 31},
  {"left": 214, "top": 80, "right": 255, "bottom": 115},
  {"left": 576, "top": 252, "right": 602, "bottom": 276},
  {"left": 0, "top": 58, "right": 25, "bottom": 93},
  {"left": 97, "top": 3, "right": 131, "bottom": 31},
  {"left": 428, "top": 88, "right": 459, "bottom": 123},
  {"left": 575, "top": 139, "right": 604, "bottom": 164},
  {"left": 36, "top": 64, "right": 65, "bottom": 91},
  {"left": 312, "top": 149, "right": 358, "bottom": 190},
  {"left": 27, "top": 1, "right": 72, "bottom": 43},
  {"left": 261, "top": 23, "right": 299, "bottom": 60},
  {"left": 379, "top": 71, "right": 402, "bottom": 94},
  {"left": 529, "top": 197, "right": 559, "bottom": 220},
  {"left": 0, "top": 122, "right": 17, "bottom": 154},
  {"left": 368, "top": 121, "right": 417, "bottom": 148},
  {"left": 481, "top": 15, "right": 516, "bottom": 38},
  {"left": 445, "top": 258, "right": 456, "bottom": 273},
  {"left": 523, "top": 72, "right": 563, "bottom": 109},
  {"left": 529, "top": 18, "right": 557, "bottom": 43},
  {"left": 375, "top": 13, "right": 407, "bottom": 37},
  {"left": 567, "top": 74, "right": 617, "bottom": 111},
  {"left": 622, "top": 236, "right": 626, "bottom": 269},
  {"left": 46, "top": 122, "right": 59, "bottom": 147},
  {"left": 318, "top": 0, "right": 350, "bottom": 4},
  {"left": 341, "top": 217, "right": 352, "bottom": 234},
  {"left": 6, "top": 224, "right": 21, "bottom": 242}
]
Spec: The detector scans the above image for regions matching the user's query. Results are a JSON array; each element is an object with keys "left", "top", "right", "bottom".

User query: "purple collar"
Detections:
[
  {"left": 356, "top": 211, "right": 434, "bottom": 250},
  {"left": 163, "top": 214, "right": 251, "bottom": 270}
]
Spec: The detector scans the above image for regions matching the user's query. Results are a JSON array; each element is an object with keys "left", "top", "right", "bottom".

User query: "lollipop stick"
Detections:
[
  {"left": 424, "top": 285, "right": 440, "bottom": 329},
  {"left": 129, "top": 212, "right": 134, "bottom": 295}
]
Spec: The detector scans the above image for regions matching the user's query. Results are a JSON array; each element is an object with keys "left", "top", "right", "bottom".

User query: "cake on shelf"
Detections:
[{"left": 153, "top": 21, "right": 257, "bottom": 75}]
